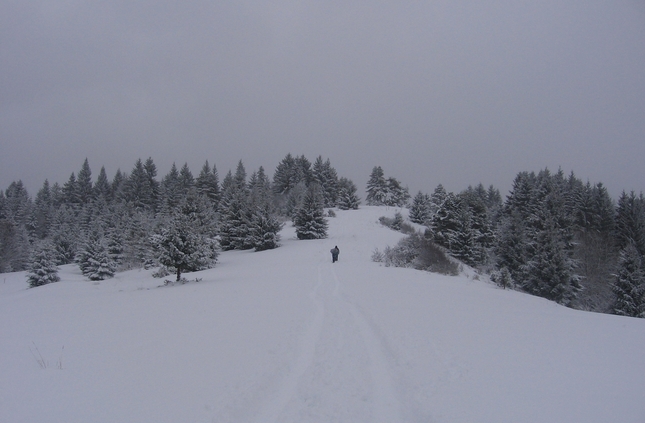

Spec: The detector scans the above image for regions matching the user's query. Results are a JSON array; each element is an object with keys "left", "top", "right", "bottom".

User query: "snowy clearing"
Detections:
[{"left": 1, "top": 206, "right": 644, "bottom": 423}]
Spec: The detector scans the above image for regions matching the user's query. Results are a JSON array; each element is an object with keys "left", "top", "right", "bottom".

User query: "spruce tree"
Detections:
[
  {"left": 409, "top": 191, "right": 430, "bottom": 224},
  {"left": 32, "top": 180, "right": 53, "bottom": 239},
  {"left": 77, "top": 158, "right": 93, "bottom": 204},
  {"left": 87, "top": 247, "right": 116, "bottom": 281},
  {"left": 249, "top": 202, "right": 284, "bottom": 251},
  {"left": 313, "top": 156, "right": 339, "bottom": 208},
  {"left": 94, "top": 167, "right": 112, "bottom": 203},
  {"left": 124, "top": 159, "right": 149, "bottom": 209},
  {"left": 429, "top": 184, "right": 448, "bottom": 217},
  {"left": 366, "top": 166, "right": 388, "bottom": 206},
  {"left": 337, "top": 177, "right": 361, "bottom": 210},
  {"left": 294, "top": 184, "right": 328, "bottom": 240},
  {"left": 431, "top": 193, "right": 461, "bottom": 249},
  {"left": 179, "top": 163, "right": 195, "bottom": 191},
  {"left": 615, "top": 191, "right": 645, "bottom": 256},
  {"left": 143, "top": 157, "right": 160, "bottom": 210},
  {"left": 27, "top": 245, "right": 60, "bottom": 287},
  {"left": 612, "top": 242, "right": 645, "bottom": 317},
  {"left": 152, "top": 195, "right": 218, "bottom": 281},
  {"left": 160, "top": 163, "right": 182, "bottom": 213},
  {"left": 273, "top": 153, "right": 297, "bottom": 195},
  {"left": 219, "top": 164, "right": 253, "bottom": 250},
  {"left": 496, "top": 169, "right": 581, "bottom": 305},
  {"left": 76, "top": 231, "right": 116, "bottom": 280},
  {"left": 111, "top": 169, "right": 128, "bottom": 203},
  {"left": 522, "top": 211, "right": 581, "bottom": 306},
  {"left": 385, "top": 177, "right": 410, "bottom": 207},
  {"left": 196, "top": 161, "right": 220, "bottom": 207},
  {"left": 49, "top": 205, "right": 79, "bottom": 264},
  {"left": 63, "top": 172, "right": 79, "bottom": 205}
]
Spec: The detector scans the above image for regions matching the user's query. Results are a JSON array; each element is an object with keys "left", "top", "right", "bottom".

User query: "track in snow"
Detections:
[{"left": 252, "top": 261, "right": 404, "bottom": 423}]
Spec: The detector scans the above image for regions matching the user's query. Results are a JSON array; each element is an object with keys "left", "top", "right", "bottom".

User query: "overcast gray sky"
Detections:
[{"left": 2, "top": 0, "right": 644, "bottom": 198}]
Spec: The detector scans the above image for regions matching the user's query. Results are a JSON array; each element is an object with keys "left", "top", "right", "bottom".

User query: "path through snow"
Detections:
[{"left": 251, "top": 260, "right": 405, "bottom": 423}]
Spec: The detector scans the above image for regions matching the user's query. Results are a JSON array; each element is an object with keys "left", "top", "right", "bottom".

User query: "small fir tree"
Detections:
[
  {"left": 249, "top": 203, "right": 284, "bottom": 251},
  {"left": 337, "top": 177, "right": 361, "bottom": 210},
  {"left": 76, "top": 232, "right": 116, "bottom": 280},
  {"left": 27, "top": 245, "right": 60, "bottom": 287},
  {"left": 294, "top": 185, "right": 328, "bottom": 240},
  {"left": 87, "top": 248, "right": 116, "bottom": 281},
  {"left": 409, "top": 191, "right": 430, "bottom": 224}
]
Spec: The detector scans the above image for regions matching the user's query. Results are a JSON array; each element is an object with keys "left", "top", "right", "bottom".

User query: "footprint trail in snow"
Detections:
[{"left": 252, "top": 261, "right": 404, "bottom": 423}]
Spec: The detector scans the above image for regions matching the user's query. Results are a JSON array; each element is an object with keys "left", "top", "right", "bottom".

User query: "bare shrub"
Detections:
[
  {"left": 400, "top": 222, "right": 416, "bottom": 235},
  {"left": 413, "top": 235, "right": 459, "bottom": 275},
  {"left": 372, "top": 233, "right": 458, "bottom": 276},
  {"left": 490, "top": 267, "right": 514, "bottom": 289}
]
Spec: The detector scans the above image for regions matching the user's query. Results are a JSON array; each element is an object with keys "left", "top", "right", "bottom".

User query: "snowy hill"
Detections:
[{"left": 1, "top": 206, "right": 644, "bottom": 423}]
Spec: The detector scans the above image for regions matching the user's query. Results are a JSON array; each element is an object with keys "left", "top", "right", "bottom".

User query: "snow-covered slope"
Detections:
[{"left": 1, "top": 206, "right": 644, "bottom": 423}]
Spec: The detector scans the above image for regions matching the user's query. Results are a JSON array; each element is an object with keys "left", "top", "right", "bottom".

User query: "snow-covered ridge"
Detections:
[{"left": 1, "top": 206, "right": 644, "bottom": 423}]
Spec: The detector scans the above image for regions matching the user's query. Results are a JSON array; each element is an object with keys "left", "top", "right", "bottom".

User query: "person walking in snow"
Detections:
[{"left": 330, "top": 246, "right": 340, "bottom": 263}]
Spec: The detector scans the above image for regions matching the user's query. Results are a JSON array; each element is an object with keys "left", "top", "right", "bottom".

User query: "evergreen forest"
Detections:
[{"left": 1, "top": 157, "right": 644, "bottom": 318}]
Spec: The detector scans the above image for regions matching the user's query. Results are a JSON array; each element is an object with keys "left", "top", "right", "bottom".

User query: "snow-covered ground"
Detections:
[{"left": 1, "top": 206, "right": 644, "bottom": 423}]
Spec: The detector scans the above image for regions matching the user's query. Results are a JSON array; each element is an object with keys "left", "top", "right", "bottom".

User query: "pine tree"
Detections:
[
  {"left": 160, "top": 163, "right": 182, "bottom": 213},
  {"left": 431, "top": 193, "right": 461, "bottom": 248},
  {"left": 218, "top": 164, "right": 253, "bottom": 250},
  {"left": 152, "top": 195, "right": 218, "bottom": 281},
  {"left": 196, "top": 161, "right": 220, "bottom": 207},
  {"left": 77, "top": 158, "right": 93, "bottom": 204},
  {"left": 63, "top": 172, "right": 79, "bottom": 205},
  {"left": 32, "top": 180, "right": 53, "bottom": 239},
  {"left": 111, "top": 169, "right": 128, "bottom": 203},
  {"left": 337, "top": 177, "right": 361, "bottom": 210},
  {"left": 120, "top": 208, "right": 156, "bottom": 269},
  {"left": 233, "top": 160, "right": 248, "bottom": 193},
  {"left": 429, "top": 184, "right": 448, "bottom": 217},
  {"left": 273, "top": 153, "right": 297, "bottom": 195},
  {"left": 385, "top": 177, "right": 410, "bottom": 207},
  {"left": 409, "top": 191, "right": 430, "bottom": 224},
  {"left": 284, "top": 182, "right": 307, "bottom": 218},
  {"left": 124, "top": 159, "right": 149, "bottom": 209},
  {"left": 295, "top": 155, "right": 313, "bottom": 187},
  {"left": 495, "top": 173, "right": 536, "bottom": 282},
  {"left": 94, "top": 167, "right": 112, "bottom": 203},
  {"left": 615, "top": 191, "right": 645, "bottom": 256},
  {"left": 313, "top": 156, "right": 339, "bottom": 208},
  {"left": 522, "top": 210, "right": 581, "bottom": 306},
  {"left": 249, "top": 202, "right": 284, "bottom": 251},
  {"left": 179, "top": 163, "right": 195, "bottom": 191},
  {"left": 294, "top": 184, "right": 328, "bottom": 240},
  {"left": 612, "top": 242, "right": 645, "bottom": 317},
  {"left": 143, "top": 157, "right": 160, "bottom": 210},
  {"left": 460, "top": 189, "right": 494, "bottom": 265},
  {"left": 496, "top": 169, "right": 581, "bottom": 305},
  {"left": 49, "top": 204, "right": 79, "bottom": 265},
  {"left": 219, "top": 189, "right": 252, "bottom": 250},
  {"left": 569, "top": 180, "right": 617, "bottom": 311},
  {"left": 105, "top": 225, "right": 125, "bottom": 269},
  {"left": 87, "top": 247, "right": 116, "bottom": 281},
  {"left": 0, "top": 218, "right": 31, "bottom": 272},
  {"left": 50, "top": 182, "right": 64, "bottom": 208},
  {"left": 366, "top": 166, "right": 388, "bottom": 206},
  {"left": 4, "top": 180, "right": 32, "bottom": 225},
  {"left": 27, "top": 245, "right": 60, "bottom": 287},
  {"left": 76, "top": 231, "right": 116, "bottom": 280}
]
